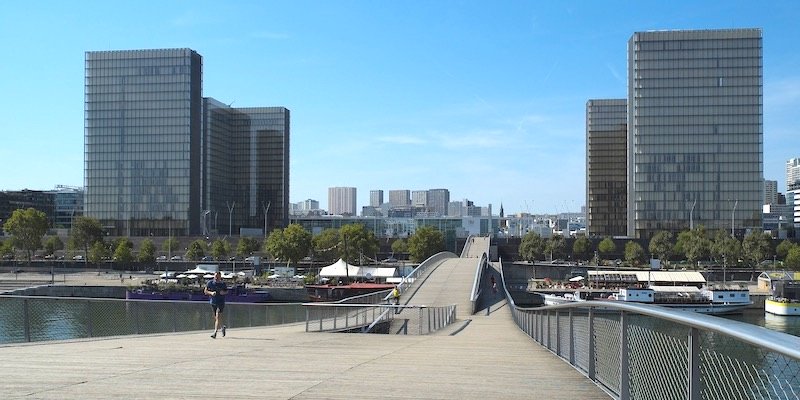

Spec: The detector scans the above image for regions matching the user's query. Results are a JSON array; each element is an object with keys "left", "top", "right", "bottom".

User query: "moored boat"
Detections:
[{"left": 610, "top": 284, "right": 751, "bottom": 315}]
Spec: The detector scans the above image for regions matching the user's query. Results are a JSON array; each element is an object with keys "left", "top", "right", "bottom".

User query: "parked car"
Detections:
[
  {"left": 170, "top": 255, "right": 183, "bottom": 261},
  {"left": 72, "top": 255, "right": 84, "bottom": 261},
  {"left": 156, "top": 255, "right": 167, "bottom": 261},
  {"left": 201, "top": 256, "right": 214, "bottom": 261}
]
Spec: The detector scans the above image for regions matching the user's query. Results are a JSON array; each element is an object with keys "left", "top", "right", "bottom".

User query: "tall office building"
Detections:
[
  {"left": 388, "top": 190, "right": 410, "bottom": 208},
  {"left": 203, "top": 99, "right": 289, "bottom": 236},
  {"left": 427, "top": 189, "right": 450, "bottom": 216},
  {"left": 586, "top": 99, "right": 628, "bottom": 237},
  {"left": 85, "top": 49, "right": 203, "bottom": 236},
  {"left": 328, "top": 187, "right": 357, "bottom": 216},
  {"left": 627, "top": 29, "right": 763, "bottom": 238},
  {"left": 411, "top": 190, "right": 428, "bottom": 210},
  {"left": 85, "top": 48, "right": 289, "bottom": 236},
  {"left": 787, "top": 158, "right": 800, "bottom": 191},
  {"left": 764, "top": 180, "right": 778, "bottom": 205},
  {"left": 369, "top": 190, "right": 384, "bottom": 208}
]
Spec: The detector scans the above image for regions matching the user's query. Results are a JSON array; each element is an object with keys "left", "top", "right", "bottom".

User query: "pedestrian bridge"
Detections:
[{"left": 2, "top": 236, "right": 800, "bottom": 399}]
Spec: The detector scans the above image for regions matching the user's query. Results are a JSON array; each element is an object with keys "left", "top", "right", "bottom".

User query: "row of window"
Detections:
[
  {"left": 635, "top": 37, "right": 760, "bottom": 51},
  {"left": 635, "top": 76, "right": 760, "bottom": 89},
  {"left": 635, "top": 136, "right": 761, "bottom": 147},
  {"left": 633, "top": 86, "right": 762, "bottom": 97},
  {"left": 634, "top": 115, "right": 760, "bottom": 125},
  {"left": 86, "top": 66, "right": 193, "bottom": 78},
  {"left": 86, "top": 95, "right": 190, "bottom": 105},
  {"left": 86, "top": 117, "right": 192, "bottom": 128},
  {"left": 635, "top": 48, "right": 761, "bottom": 61},
  {"left": 87, "top": 109, "right": 191, "bottom": 119},
  {"left": 85, "top": 80, "right": 193, "bottom": 92},
  {"left": 87, "top": 50, "right": 196, "bottom": 62},
  {"left": 633, "top": 125, "right": 761, "bottom": 135},
  {"left": 633, "top": 183, "right": 762, "bottom": 199},
  {"left": 635, "top": 96, "right": 760, "bottom": 107}
]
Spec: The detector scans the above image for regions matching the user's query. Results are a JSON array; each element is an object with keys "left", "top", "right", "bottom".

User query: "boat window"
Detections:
[
  {"left": 730, "top": 293, "right": 735, "bottom": 297},
  {"left": 718, "top": 295, "right": 723, "bottom": 299}
]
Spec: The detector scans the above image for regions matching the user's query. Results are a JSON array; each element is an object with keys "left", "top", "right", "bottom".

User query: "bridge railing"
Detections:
[
  {"left": 498, "top": 258, "right": 800, "bottom": 400},
  {"left": 0, "top": 295, "right": 304, "bottom": 344},
  {"left": 303, "top": 303, "right": 457, "bottom": 335}
]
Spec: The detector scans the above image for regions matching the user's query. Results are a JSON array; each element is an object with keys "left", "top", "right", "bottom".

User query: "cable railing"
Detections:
[
  {"left": 498, "top": 259, "right": 800, "bottom": 400},
  {"left": 0, "top": 295, "right": 304, "bottom": 345}
]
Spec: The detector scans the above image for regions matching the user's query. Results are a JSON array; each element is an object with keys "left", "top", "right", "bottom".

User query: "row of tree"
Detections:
[
  {"left": 519, "top": 226, "right": 800, "bottom": 270},
  {"left": 1, "top": 208, "right": 447, "bottom": 266}
]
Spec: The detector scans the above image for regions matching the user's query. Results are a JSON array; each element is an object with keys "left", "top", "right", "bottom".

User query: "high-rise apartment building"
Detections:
[
  {"left": 764, "top": 180, "right": 778, "bottom": 205},
  {"left": 412, "top": 190, "right": 428, "bottom": 209},
  {"left": 369, "top": 190, "right": 384, "bottom": 208},
  {"left": 328, "top": 187, "right": 357, "bottom": 216},
  {"left": 428, "top": 189, "right": 450, "bottom": 216},
  {"left": 586, "top": 99, "right": 628, "bottom": 237},
  {"left": 627, "top": 29, "right": 763, "bottom": 238},
  {"left": 787, "top": 158, "right": 800, "bottom": 191},
  {"left": 388, "top": 190, "right": 410, "bottom": 208},
  {"left": 85, "top": 48, "right": 289, "bottom": 236}
]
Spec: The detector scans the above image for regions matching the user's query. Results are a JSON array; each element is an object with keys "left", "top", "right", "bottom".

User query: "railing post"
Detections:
[
  {"left": 546, "top": 311, "right": 551, "bottom": 350},
  {"left": 555, "top": 311, "right": 561, "bottom": 356},
  {"left": 86, "top": 300, "right": 93, "bottom": 339},
  {"left": 588, "top": 307, "right": 595, "bottom": 380},
  {"left": 619, "top": 311, "right": 630, "bottom": 400},
  {"left": 305, "top": 307, "right": 309, "bottom": 332},
  {"left": 23, "top": 298, "right": 31, "bottom": 342},
  {"left": 687, "top": 327, "right": 700, "bottom": 400},
  {"left": 569, "top": 309, "right": 575, "bottom": 366}
]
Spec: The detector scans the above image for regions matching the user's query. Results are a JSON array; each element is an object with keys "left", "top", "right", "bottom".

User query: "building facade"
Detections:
[
  {"left": 627, "top": 29, "right": 763, "bottom": 238},
  {"left": 427, "top": 189, "right": 450, "bottom": 216},
  {"left": 787, "top": 158, "right": 800, "bottom": 191},
  {"left": 85, "top": 48, "right": 289, "bottom": 237},
  {"left": 328, "top": 187, "right": 357, "bottom": 216},
  {"left": 764, "top": 180, "right": 778, "bottom": 205},
  {"left": 388, "top": 190, "right": 410, "bottom": 209},
  {"left": 369, "top": 190, "right": 383, "bottom": 208},
  {"left": 586, "top": 99, "right": 628, "bottom": 237}
]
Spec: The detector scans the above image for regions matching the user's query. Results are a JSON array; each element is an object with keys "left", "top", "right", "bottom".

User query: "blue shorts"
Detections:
[{"left": 211, "top": 302, "right": 225, "bottom": 313}]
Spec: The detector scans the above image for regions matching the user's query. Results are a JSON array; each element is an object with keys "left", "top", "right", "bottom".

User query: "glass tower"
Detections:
[
  {"left": 627, "top": 29, "right": 763, "bottom": 238},
  {"left": 586, "top": 99, "right": 627, "bottom": 237},
  {"left": 84, "top": 49, "right": 203, "bottom": 236}
]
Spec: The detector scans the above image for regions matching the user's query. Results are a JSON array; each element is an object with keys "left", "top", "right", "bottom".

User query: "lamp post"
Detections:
[
  {"left": 227, "top": 201, "right": 236, "bottom": 238},
  {"left": 731, "top": 199, "right": 738, "bottom": 237},
  {"left": 262, "top": 201, "right": 270, "bottom": 239},
  {"left": 690, "top": 199, "right": 696, "bottom": 230}
]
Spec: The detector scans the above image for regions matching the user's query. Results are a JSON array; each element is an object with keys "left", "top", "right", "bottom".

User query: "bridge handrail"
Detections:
[
  {"left": 303, "top": 302, "right": 457, "bottom": 335},
  {"left": 498, "top": 257, "right": 800, "bottom": 399},
  {"left": 382, "top": 251, "right": 456, "bottom": 303}
]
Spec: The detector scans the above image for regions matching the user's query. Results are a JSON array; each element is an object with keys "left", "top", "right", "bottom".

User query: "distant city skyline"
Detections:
[{"left": 2, "top": 2, "right": 799, "bottom": 215}]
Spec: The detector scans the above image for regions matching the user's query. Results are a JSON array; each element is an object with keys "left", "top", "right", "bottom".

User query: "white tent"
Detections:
[
  {"left": 184, "top": 264, "right": 219, "bottom": 274},
  {"left": 319, "top": 259, "right": 361, "bottom": 278}
]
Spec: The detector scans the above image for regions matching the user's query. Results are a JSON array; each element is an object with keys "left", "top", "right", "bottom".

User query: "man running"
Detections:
[{"left": 204, "top": 271, "right": 228, "bottom": 338}]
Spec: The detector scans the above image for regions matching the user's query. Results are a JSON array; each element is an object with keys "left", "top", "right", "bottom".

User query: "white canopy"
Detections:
[
  {"left": 184, "top": 264, "right": 219, "bottom": 274},
  {"left": 319, "top": 259, "right": 397, "bottom": 279}
]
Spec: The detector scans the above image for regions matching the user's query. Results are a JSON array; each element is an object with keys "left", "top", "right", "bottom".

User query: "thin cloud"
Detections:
[
  {"left": 376, "top": 135, "right": 428, "bottom": 145},
  {"left": 605, "top": 62, "right": 624, "bottom": 83}
]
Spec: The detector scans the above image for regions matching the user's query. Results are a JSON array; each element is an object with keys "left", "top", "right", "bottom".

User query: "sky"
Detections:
[{"left": 1, "top": 1, "right": 799, "bottom": 216}]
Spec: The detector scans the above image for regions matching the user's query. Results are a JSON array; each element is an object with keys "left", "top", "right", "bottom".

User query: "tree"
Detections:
[
  {"left": 681, "top": 226, "right": 710, "bottom": 267},
  {"left": 3, "top": 208, "right": 49, "bottom": 262},
  {"left": 572, "top": 236, "right": 592, "bottom": 261},
  {"left": 312, "top": 228, "right": 340, "bottom": 263},
  {"left": 391, "top": 239, "right": 408, "bottom": 257},
  {"left": 339, "top": 224, "right": 379, "bottom": 265},
  {"left": 710, "top": 230, "right": 741, "bottom": 266},
  {"left": 0, "top": 240, "right": 15, "bottom": 259},
  {"left": 44, "top": 236, "right": 64, "bottom": 257},
  {"left": 519, "top": 232, "right": 546, "bottom": 262},
  {"left": 185, "top": 240, "right": 207, "bottom": 261},
  {"left": 88, "top": 241, "right": 108, "bottom": 264},
  {"left": 138, "top": 239, "right": 156, "bottom": 264},
  {"left": 545, "top": 235, "right": 566, "bottom": 261},
  {"left": 264, "top": 223, "right": 312, "bottom": 265},
  {"left": 776, "top": 239, "right": 795, "bottom": 262},
  {"left": 648, "top": 231, "right": 673, "bottom": 262},
  {"left": 161, "top": 237, "right": 180, "bottom": 257},
  {"left": 69, "top": 216, "right": 103, "bottom": 258},
  {"left": 742, "top": 230, "right": 772, "bottom": 279},
  {"left": 236, "top": 237, "right": 260, "bottom": 257},
  {"left": 113, "top": 238, "right": 134, "bottom": 264},
  {"left": 407, "top": 225, "right": 444, "bottom": 263},
  {"left": 624, "top": 241, "right": 646, "bottom": 266},
  {"left": 597, "top": 237, "right": 616, "bottom": 262},
  {"left": 785, "top": 245, "right": 800, "bottom": 270},
  {"left": 210, "top": 239, "right": 231, "bottom": 261}
]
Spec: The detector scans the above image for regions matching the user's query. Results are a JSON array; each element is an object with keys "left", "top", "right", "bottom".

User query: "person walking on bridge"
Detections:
[
  {"left": 204, "top": 271, "right": 228, "bottom": 339},
  {"left": 391, "top": 286, "right": 401, "bottom": 314}
]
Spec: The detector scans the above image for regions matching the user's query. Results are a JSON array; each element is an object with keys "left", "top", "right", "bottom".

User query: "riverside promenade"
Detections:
[{"left": 1, "top": 244, "right": 609, "bottom": 399}]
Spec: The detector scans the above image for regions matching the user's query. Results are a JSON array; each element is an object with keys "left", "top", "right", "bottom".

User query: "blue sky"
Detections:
[{"left": 1, "top": 1, "right": 799, "bottom": 215}]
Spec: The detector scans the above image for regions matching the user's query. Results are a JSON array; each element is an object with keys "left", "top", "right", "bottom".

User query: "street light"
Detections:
[
  {"left": 689, "top": 199, "right": 696, "bottom": 230},
  {"left": 731, "top": 199, "right": 738, "bottom": 237},
  {"left": 227, "top": 201, "right": 236, "bottom": 238}
]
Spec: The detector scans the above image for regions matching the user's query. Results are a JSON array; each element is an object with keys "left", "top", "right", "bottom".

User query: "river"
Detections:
[{"left": 724, "top": 308, "right": 800, "bottom": 337}]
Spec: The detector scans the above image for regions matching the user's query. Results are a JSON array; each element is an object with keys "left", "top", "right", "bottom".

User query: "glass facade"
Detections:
[
  {"left": 586, "top": 99, "right": 627, "bottom": 237},
  {"left": 84, "top": 49, "right": 203, "bottom": 236},
  {"left": 627, "top": 29, "right": 763, "bottom": 238}
]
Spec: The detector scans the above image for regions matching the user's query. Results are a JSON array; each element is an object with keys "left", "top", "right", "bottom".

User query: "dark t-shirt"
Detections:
[{"left": 206, "top": 279, "right": 227, "bottom": 304}]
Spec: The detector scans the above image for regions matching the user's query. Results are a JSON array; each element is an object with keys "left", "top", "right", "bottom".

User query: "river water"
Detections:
[{"left": 724, "top": 308, "right": 800, "bottom": 337}]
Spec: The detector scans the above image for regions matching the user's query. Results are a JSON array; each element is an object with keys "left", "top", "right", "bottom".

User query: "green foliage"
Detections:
[
  {"left": 518, "top": 232, "right": 546, "bottom": 262},
  {"left": 312, "top": 228, "right": 340, "bottom": 263},
  {"left": 710, "top": 230, "right": 741, "bottom": 264},
  {"left": 673, "top": 230, "right": 692, "bottom": 260},
  {"left": 264, "top": 223, "right": 312, "bottom": 265},
  {"left": 138, "top": 239, "right": 156, "bottom": 263},
  {"left": 161, "top": 237, "right": 179, "bottom": 254},
  {"left": 69, "top": 216, "right": 104, "bottom": 255},
  {"left": 545, "top": 235, "right": 566, "bottom": 261},
  {"left": 339, "top": 224, "right": 379, "bottom": 265},
  {"left": 391, "top": 238, "right": 408, "bottom": 255},
  {"left": 624, "top": 241, "right": 646, "bottom": 266},
  {"left": 648, "top": 231, "right": 673, "bottom": 261},
  {"left": 785, "top": 245, "right": 800, "bottom": 270},
  {"left": 185, "top": 240, "right": 207, "bottom": 261},
  {"left": 681, "top": 226, "right": 710, "bottom": 265},
  {"left": 776, "top": 239, "right": 795, "bottom": 261},
  {"left": 741, "top": 230, "right": 772, "bottom": 267},
  {"left": 407, "top": 225, "right": 444, "bottom": 263},
  {"left": 3, "top": 208, "right": 49, "bottom": 261},
  {"left": 0, "top": 240, "right": 14, "bottom": 258},
  {"left": 210, "top": 239, "right": 231, "bottom": 261},
  {"left": 597, "top": 237, "right": 615, "bottom": 260},
  {"left": 236, "top": 237, "right": 261, "bottom": 257},
  {"left": 113, "top": 238, "right": 134, "bottom": 263},
  {"left": 44, "top": 236, "right": 64, "bottom": 256},
  {"left": 88, "top": 240, "right": 108, "bottom": 264},
  {"left": 572, "top": 236, "right": 592, "bottom": 261}
]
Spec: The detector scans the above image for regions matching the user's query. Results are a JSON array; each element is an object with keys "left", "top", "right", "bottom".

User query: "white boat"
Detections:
[
  {"left": 540, "top": 291, "right": 581, "bottom": 306},
  {"left": 610, "top": 285, "right": 751, "bottom": 315}
]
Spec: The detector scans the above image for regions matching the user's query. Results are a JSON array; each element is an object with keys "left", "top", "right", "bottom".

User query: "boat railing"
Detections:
[{"left": 498, "top": 259, "right": 800, "bottom": 400}]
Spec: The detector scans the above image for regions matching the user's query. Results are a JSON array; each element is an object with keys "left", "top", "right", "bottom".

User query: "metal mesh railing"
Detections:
[
  {"left": 509, "top": 302, "right": 800, "bottom": 400},
  {"left": 303, "top": 303, "right": 457, "bottom": 335},
  {"left": 0, "top": 295, "right": 304, "bottom": 344}
]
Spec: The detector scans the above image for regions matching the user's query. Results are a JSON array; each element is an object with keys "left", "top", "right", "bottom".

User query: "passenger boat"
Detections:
[
  {"left": 765, "top": 280, "right": 800, "bottom": 316},
  {"left": 126, "top": 284, "right": 273, "bottom": 303},
  {"left": 610, "top": 284, "right": 751, "bottom": 315}
]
